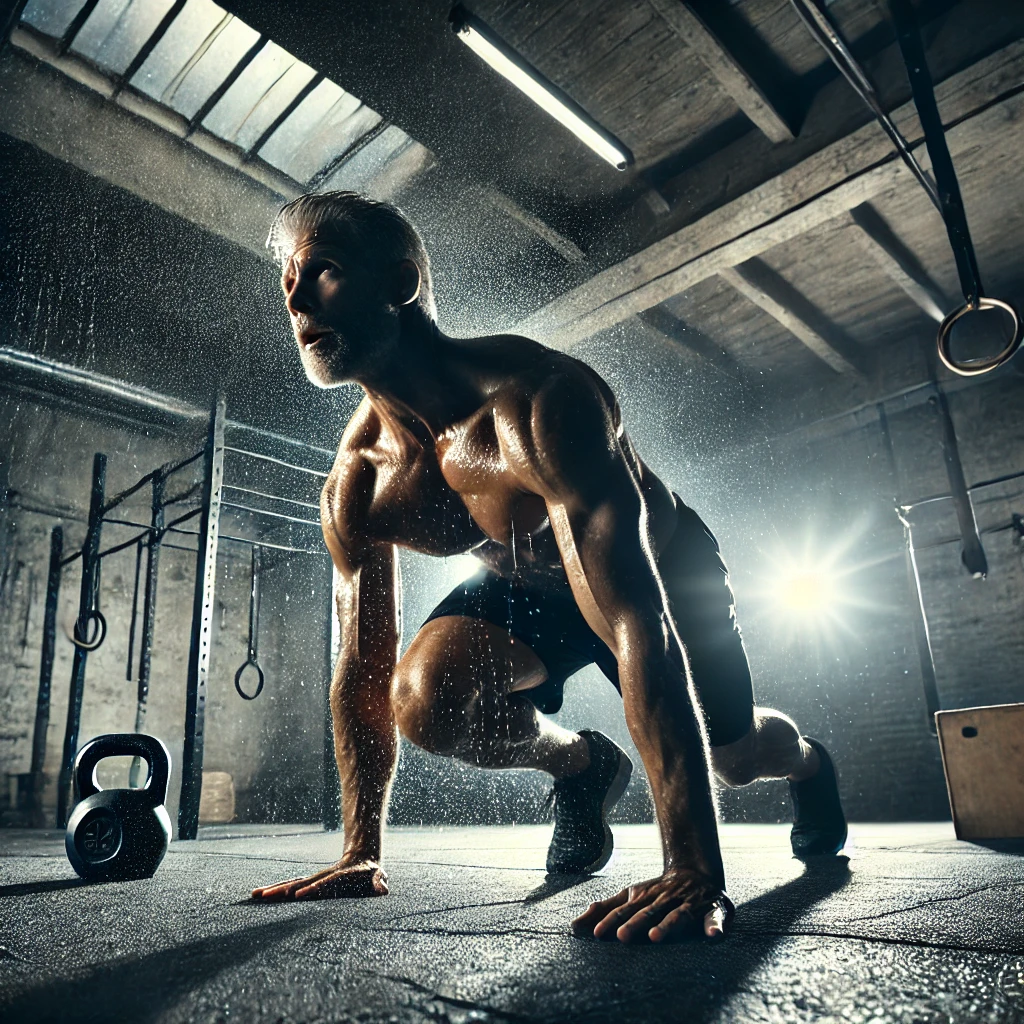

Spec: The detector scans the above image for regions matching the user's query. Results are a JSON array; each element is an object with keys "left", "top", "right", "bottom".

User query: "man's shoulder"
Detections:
[
  {"left": 323, "top": 398, "right": 379, "bottom": 503},
  {"left": 489, "top": 344, "right": 618, "bottom": 431}
]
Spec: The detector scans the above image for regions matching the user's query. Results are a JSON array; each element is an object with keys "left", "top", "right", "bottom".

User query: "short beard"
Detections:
[{"left": 300, "top": 336, "right": 352, "bottom": 388}]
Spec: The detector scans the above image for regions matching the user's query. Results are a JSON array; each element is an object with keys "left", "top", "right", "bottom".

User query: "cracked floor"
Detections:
[{"left": 1, "top": 823, "right": 1023, "bottom": 1023}]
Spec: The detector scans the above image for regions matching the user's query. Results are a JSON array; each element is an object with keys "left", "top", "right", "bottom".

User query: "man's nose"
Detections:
[{"left": 285, "top": 277, "right": 316, "bottom": 317}]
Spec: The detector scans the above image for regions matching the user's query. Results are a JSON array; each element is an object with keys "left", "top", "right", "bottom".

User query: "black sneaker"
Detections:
[
  {"left": 545, "top": 730, "right": 633, "bottom": 875},
  {"left": 789, "top": 737, "right": 848, "bottom": 859}
]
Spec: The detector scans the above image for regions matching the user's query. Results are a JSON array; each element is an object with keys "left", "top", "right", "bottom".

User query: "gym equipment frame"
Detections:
[{"left": 23, "top": 393, "right": 341, "bottom": 838}]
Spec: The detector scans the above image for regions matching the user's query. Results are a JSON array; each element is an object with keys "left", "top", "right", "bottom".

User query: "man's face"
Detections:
[{"left": 280, "top": 234, "right": 399, "bottom": 387}]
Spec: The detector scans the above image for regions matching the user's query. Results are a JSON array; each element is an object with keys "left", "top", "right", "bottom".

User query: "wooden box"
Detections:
[
  {"left": 198, "top": 770, "right": 236, "bottom": 824},
  {"left": 935, "top": 703, "right": 1024, "bottom": 840}
]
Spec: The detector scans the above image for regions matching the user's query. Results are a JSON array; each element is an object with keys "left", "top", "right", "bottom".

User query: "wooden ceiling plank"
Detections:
[
  {"left": 719, "top": 259, "right": 867, "bottom": 376},
  {"left": 595, "top": 36, "right": 701, "bottom": 117},
  {"left": 847, "top": 203, "right": 948, "bottom": 322},
  {"left": 480, "top": 186, "right": 587, "bottom": 265},
  {"left": 638, "top": 304, "right": 746, "bottom": 381},
  {"left": 517, "top": 39, "right": 1024, "bottom": 347},
  {"left": 647, "top": 0, "right": 795, "bottom": 144}
]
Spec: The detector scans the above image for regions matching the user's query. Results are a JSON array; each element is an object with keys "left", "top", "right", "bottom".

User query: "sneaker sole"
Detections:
[{"left": 579, "top": 747, "right": 634, "bottom": 874}]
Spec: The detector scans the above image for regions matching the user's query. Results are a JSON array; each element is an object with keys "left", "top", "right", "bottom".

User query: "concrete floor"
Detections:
[{"left": 1, "top": 822, "right": 1023, "bottom": 1024}]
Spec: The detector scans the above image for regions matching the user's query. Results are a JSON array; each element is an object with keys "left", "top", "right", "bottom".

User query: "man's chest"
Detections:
[{"left": 434, "top": 407, "right": 548, "bottom": 550}]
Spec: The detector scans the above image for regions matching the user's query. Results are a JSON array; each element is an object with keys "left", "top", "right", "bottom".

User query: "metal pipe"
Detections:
[
  {"left": 219, "top": 533, "right": 326, "bottom": 556},
  {"left": 29, "top": 525, "right": 62, "bottom": 827},
  {"left": 178, "top": 397, "right": 226, "bottom": 840},
  {"left": 101, "top": 448, "right": 203, "bottom": 514},
  {"left": 901, "top": 467, "right": 1024, "bottom": 511},
  {"left": 0, "top": 347, "right": 335, "bottom": 458},
  {"left": 125, "top": 538, "right": 144, "bottom": 681},
  {"left": 878, "top": 404, "right": 940, "bottom": 735},
  {"left": 221, "top": 500, "right": 319, "bottom": 528},
  {"left": 898, "top": 512, "right": 942, "bottom": 735},
  {"left": 929, "top": 389, "right": 987, "bottom": 577},
  {"left": 129, "top": 474, "right": 165, "bottom": 789},
  {"left": 789, "top": 0, "right": 941, "bottom": 210},
  {"left": 0, "top": 346, "right": 201, "bottom": 419},
  {"left": 57, "top": 452, "right": 106, "bottom": 827},
  {"left": 222, "top": 484, "right": 320, "bottom": 511},
  {"left": 223, "top": 445, "right": 330, "bottom": 478}
]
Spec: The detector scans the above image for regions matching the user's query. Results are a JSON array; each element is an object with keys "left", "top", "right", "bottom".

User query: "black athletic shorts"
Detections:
[{"left": 424, "top": 498, "right": 754, "bottom": 748}]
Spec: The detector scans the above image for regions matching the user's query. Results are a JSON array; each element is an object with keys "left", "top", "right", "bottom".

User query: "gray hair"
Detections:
[{"left": 267, "top": 191, "right": 436, "bottom": 320}]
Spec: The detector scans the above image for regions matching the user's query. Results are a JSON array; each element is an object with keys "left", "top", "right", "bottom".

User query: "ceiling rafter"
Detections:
[
  {"left": 638, "top": 305, "right": 746, "bottom": 381},
  {"left": 646, "top": 0, "right": 795, "bottom": 144},
  {"left": 847, "top": 203, "right": 948, "bottom": 322},
  {"left": 719, "top": 260, "right": 868, "bottom": 376},
  {"left": 517, "top": 39, "right": 1024, "bottom": 350}
]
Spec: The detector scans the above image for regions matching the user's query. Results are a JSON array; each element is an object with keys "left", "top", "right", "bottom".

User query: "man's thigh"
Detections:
[
  {"left": 659, "top": 499, "right": 755, "bottom": 748},
  {"left": 397, "top": 615, "right": 549, "bottom": 700}
]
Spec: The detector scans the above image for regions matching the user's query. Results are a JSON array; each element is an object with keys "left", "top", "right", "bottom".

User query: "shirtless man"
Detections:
[{"left": 251, "top": 192, "right": 847, "bottom": 942}]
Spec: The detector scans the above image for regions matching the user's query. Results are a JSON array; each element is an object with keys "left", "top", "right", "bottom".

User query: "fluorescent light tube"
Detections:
[{"left": 450, "top": 6, "right": 633, "bottom": 171}]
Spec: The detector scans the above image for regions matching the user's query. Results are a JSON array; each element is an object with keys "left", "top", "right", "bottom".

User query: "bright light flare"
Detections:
[
  {"left": 748, "top": 520, "right": 890, "bottom": 645},
  {"left": 776, "top": 569, "right": 838, "bottom": 616},
  {"left": 450, "top": 7, "right": 633, "bottom": 171},
  {"left": 444, "top": 552, "right": 483, "bottom": 587}
]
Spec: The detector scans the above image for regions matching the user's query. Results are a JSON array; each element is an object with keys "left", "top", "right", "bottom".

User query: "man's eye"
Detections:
[{"left": 320, "top": 264, "right": 340, "bottom": 278}]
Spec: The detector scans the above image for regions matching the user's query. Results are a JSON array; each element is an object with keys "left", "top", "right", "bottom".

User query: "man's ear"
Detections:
[{"left": 396, "top": 259, "right": 422, "bottom": 306}]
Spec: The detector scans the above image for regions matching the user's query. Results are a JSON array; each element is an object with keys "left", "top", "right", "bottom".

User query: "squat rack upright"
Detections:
[{"left": 27, "top": 395, "right": 340, "bottom": 838}]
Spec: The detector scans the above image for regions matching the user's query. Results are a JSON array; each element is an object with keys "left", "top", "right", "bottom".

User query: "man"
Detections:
[{"left": 251, "top": 192, "right": 847, "bottom": 942}]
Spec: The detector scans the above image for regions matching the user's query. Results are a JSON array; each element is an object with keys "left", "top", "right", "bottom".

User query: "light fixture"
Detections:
[{"left": 449, "top": 5, "right": 633, "bottom": 171}]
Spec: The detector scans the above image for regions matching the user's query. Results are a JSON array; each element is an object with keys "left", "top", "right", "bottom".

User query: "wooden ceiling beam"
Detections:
[
  {"left": 848, "top": 203, "right": 948, "bottom": 322},
  {"left": 517, "top": 39, "right": 1024, "bottom": 349},
  {"left": 638, "top": 305, "right": 746, "bottom": 382},
  {"left": 480, "top": 185, "right": 586, "bottom": 265},
  {"left": 719, "top": 259, "right": 868, "bottom": 376},
  {"left": 647, "top": 0, "right": 795, "bottom": 145}
]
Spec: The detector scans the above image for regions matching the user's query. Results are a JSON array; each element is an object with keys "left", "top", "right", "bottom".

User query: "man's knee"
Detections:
[
  {"left": 391, "top": 648, "right": 478, "bottom": 755},
  {"left": 711, "top": 730, "right": 759, "bottom": 788},
  {"left": 711, "top": 708, "right": 801, "bottom": 787}
]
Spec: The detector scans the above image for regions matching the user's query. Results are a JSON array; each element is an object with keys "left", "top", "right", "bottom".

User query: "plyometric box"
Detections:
[{"left": 936, "top": 703, "right": 1024, "bottom": 840}]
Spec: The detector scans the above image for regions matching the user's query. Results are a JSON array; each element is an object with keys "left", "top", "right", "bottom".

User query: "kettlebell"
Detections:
[{"left": 65, "top": 733, "right": 171, "bottom": 881}]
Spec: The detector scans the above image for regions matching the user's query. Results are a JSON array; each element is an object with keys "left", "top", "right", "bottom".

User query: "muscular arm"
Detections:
[
  {"left": 324, "top": 479, "right": 400, "bottom": 867},
  {"left": 252, "top": 444, "right": 399, "bottom": 901},
  {"left": 506, "top": 372, "right": 728, "bottom": 939}
]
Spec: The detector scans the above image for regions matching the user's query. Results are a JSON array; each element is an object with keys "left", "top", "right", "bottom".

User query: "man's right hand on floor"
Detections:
[{"left": 251, "top": 857, "right": 388, "bottom": 900}]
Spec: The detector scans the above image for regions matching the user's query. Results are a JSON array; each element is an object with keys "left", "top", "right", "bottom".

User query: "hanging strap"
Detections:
[
  {"left": 791, "top": 0, "right": 1022, "bottom": 376},
  {"left": 889, "top": 0, "right": 1022, "bottom": 375},
  {"left": 888, "top": 0, "right": 981, "bottom": 307}
]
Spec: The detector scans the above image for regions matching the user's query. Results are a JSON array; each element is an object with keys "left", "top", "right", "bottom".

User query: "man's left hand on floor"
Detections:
[{"left": 571, "top": 869, "right": 734, "bottom": 943}]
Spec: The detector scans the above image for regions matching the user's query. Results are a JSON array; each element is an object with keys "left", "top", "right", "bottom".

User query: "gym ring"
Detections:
[
  {"left": 71, "top": 609, "right": 108, "bottom": 651},
  {"left": 234, "top": 659, "right": 265, "bottom": 701},
  {"left": 937, "top": 297, "right": 1023, "bottom": 377}
]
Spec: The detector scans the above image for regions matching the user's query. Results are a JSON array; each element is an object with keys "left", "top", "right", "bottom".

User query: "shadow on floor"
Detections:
[
  {"left": 497, "top": 857, "right": 854, "bottom": 1024},
  {"left": 0, "top": 914, "right": 316, "bottom": 1024},
  {"left": 969, "top": 839, "right": 1024, "bottom": 855},
  {"left": 523, "top": 874, "right": 593, "bottom": 904},
  {"left": 0, "top": 878, "right": 90, "bottom": 899}
]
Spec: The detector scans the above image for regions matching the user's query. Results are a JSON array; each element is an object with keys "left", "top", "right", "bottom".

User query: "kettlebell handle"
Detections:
[{"left": 74, "top": 733, "right": 170, "bottom": 806}]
